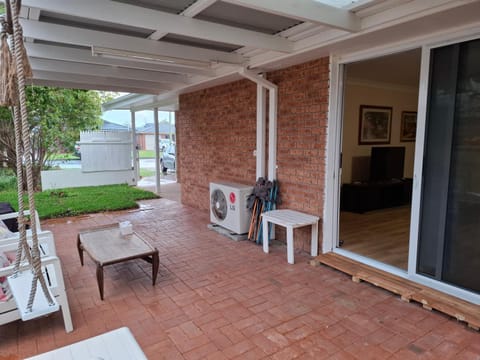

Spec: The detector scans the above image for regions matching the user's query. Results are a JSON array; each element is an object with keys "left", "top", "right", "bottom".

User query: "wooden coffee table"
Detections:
[{"left": 77, "top": 224, "right": 159, "bottom": 300}]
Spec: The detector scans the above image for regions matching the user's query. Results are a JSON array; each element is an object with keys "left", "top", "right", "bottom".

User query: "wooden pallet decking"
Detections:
[{"left": 311, "top": 253, "right": 480, "bottom": 330}]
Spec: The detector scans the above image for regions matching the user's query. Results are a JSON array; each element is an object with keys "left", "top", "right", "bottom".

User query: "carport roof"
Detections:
[{"left": 16, "top": 0, "right": 480, "bottom": 110}]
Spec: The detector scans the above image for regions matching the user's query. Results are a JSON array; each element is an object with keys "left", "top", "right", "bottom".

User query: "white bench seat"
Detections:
[{"left": 0, "top": 230, "right": 73, "bottom": 332}]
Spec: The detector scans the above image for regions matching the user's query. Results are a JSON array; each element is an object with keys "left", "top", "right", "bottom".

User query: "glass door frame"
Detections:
[{"left": 323, "top": 29, "right": 480, "bottom": 305}]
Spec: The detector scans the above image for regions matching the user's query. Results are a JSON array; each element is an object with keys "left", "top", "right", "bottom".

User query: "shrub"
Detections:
[{"left": 0, "top": 169, "right": 16, "bottom": 192}]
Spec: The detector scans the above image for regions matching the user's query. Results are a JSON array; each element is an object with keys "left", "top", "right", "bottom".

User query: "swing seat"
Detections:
[
  {"left": 8, "top": 269, "right": 59, "bottom": 321},
  {"left": 0, "top": 231, "right": 73, "bottom": 332},
  {"left": 0, "top": 209, "right": 42, "bottom": 236}
]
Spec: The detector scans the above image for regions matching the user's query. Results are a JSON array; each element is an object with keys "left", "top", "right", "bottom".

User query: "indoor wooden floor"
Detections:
[{"left": 339, "top": 205, "right": 411, "bottom": 270}]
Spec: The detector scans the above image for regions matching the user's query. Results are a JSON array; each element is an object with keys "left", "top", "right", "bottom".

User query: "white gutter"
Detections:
[{"left": 238, "top": 68, "right": 278, "bottom": 181}]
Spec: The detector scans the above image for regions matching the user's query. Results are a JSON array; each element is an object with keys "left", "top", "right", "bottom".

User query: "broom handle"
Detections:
[{"left": 248, "top": 199, "right": 258, "bottom": 240}]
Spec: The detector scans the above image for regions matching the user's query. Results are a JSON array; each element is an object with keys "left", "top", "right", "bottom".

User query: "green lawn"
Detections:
[
  {"left": 49, "top": 153, "right": 80, "bottom": 160},
  {"left": 1, "top": 184, "right": 158, "bottom": 219},
  {"left": 139, "top": 150, "right": 156, "bottom": 159},
  {"left": 140, "top": 169, "right": 156, "bottom": 177}
]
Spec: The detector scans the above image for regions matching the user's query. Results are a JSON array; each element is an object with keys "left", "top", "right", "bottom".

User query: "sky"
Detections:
[{"left": 102, "top": 109, "right": 174, "bottom": 128}]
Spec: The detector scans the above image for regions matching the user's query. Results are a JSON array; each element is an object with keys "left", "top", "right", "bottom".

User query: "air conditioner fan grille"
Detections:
[{"left": 211, "top": 189, "right": 227, "bottom": 221}]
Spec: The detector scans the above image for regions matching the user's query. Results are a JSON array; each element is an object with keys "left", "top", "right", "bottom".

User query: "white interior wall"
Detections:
[{"left": 341, "top": 81, "right": 418, "bottom": 184}]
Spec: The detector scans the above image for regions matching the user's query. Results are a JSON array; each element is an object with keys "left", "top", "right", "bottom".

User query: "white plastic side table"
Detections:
[{"left": 262, "top": 209, "right": 320, "bottom": 264}]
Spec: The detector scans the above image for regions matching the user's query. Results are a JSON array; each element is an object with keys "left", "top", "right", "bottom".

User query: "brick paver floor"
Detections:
[{"left": 1, "top": 198, "right": 479, "bottom": 359}]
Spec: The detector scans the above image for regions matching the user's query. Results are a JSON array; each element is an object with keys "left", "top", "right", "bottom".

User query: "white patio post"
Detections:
[
  {"left": 154, "top": 107, "right": 161, "bottom": 194},
  {"left": 168, "top": 111, "right": 174, "bottom": 141},
  {"left": 130, "top": 109, "right": 139, "bottom": 183}
]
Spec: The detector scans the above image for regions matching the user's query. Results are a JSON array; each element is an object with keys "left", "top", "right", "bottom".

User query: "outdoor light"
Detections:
[{"left": 91, "top": 46, "right": 212, "bottom": 69}]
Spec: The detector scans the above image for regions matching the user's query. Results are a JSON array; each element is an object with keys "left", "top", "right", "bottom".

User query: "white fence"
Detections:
[
  {"left": 80, "top": 131, "right": 132, "bottom": 172},
  {"left": 41, "top": 130, "right": 135, "bottom": 190},
  {"left": 41, "top": 169, "right": 136, "bottom": 190}
]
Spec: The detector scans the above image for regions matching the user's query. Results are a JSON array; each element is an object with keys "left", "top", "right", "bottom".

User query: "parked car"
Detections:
[
  {"left": 159, "top": 139, "right": 171, "bottom": 152},
  {"left": 160, "top": 144, "right": 175, "bottom": 173}
]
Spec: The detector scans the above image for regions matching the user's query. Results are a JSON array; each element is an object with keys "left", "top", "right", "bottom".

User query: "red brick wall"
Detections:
[
  {"left": 177, "top": 80, "right": 257, "bottom": 210},
  {"left": 177, "top": 57, "right": 329, "bottom": 249}
]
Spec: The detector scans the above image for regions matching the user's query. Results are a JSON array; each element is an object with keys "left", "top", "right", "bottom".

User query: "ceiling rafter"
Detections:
[
  {"left": 31, "top": 79, "right": 164, "bottom": 95},
  {"left": 222, "top": 0, "right": 361, "bottom": 32},
  {"left": 21, "top": 19, "right": 245, "bottom": 65},
  {"left": 25, "top": 43, "right": 215, "bottom": 77},
  {"left": 32, "top": 71, "right": 172, "bottom": 92},
  {"left": 149, "top": 0, "right": 218, "bottom": 41},
  {"left": 29, "top": 58, "right": 192, "bottom": 85},
  {"left": 22, "top": 0, "right": 293, "bottom": 53}
]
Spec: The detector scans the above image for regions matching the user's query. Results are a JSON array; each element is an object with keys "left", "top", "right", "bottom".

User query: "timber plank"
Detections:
[{"left": 312, "top": 253, "right": 480, "bottom": 331}]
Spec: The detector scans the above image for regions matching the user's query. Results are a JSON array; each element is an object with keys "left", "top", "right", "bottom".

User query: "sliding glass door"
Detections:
[{"left": 417, "top": 38, "right": 480, "bottom": 293}]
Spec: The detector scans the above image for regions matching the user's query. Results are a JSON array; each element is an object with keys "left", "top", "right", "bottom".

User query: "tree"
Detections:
[
  {"left": 98, "top": 91, "right": 122, "bottom": 104},
  {"left": 0, "top": 86, "right": 102, "bottom": 189}
]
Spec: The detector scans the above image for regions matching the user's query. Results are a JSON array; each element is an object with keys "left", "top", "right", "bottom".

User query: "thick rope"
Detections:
[
  {"left": 9, "top": 0, "right": 54, "bottom": 308},
  {"left": 12, "top": 104, "right": 33, "bottom": 273},
  {"left": 0, "top": 27, "right": 16, "bottom": 107}
]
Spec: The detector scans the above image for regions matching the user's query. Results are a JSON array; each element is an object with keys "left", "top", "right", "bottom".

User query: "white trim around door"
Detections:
[{"left": 323, "top": 25, "right": 480, "bottom": 304}]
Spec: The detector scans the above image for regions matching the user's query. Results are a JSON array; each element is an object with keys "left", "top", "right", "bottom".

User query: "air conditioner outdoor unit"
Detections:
[{"left": 210, "top": 182, "right": 253, "bottom": 234}]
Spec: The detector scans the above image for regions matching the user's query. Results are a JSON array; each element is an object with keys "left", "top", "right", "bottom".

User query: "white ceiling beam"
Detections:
[
  {"left": 25, "top": 7, "right": 41, "bottom": 43},
  {"left": 27, "top": 7, "right": 41, "bottom": 20},
  {"left": 29, "top": 58, "right": 191, "bottom": 85},
  {"left": 103, "top": 93, "right": 179, "bottom": 111},
  {"left": 32, "top": 71, "right": 174, "bottom": 92},
  {"left": 22, "top": 0, "right": 293, "bottom": 53},
  {"left": 182, "top": 0, "right": 218, "bottom": 17},
  {"left": 222, "top": 0, "right": 361, "bottom": 32},
  {"left": 360, "top": 0, "right": 478, "bottom": 30},
  {"left": 30, "top": 79, "right": 163, "bottom": 95},
  {"left": 149, "top": 0, "right": 218, "bottom": 40},
  {"left": 21, "top": 19, "right": 245, "bottom": 65},
  {"left": 25, "top": 43, "right": 215, "bottom": 77},
  {"left": 102, "top": 94, "right": 153, "bottom": 111},
  {"left": 131, "top": 96, "right": 180, "bottom": 112}
]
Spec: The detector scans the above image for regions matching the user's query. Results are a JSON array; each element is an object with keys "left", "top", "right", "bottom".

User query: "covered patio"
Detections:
[
  {"left": 2, "top": 0, "right": 480, "bottom": 358},
  {"left": 1, "top": 199, "right": 479, "bottom": 359}
]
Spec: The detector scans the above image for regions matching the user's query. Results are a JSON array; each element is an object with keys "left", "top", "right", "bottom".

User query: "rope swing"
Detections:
[{"left": 1, "top": 0, "right": 58, "bottom": 320}]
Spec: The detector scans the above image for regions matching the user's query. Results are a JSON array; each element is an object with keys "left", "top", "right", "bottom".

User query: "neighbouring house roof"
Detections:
[
  {"left": 19, "top": 0, "right": 480, "bottom": 112},
  {"left": 137, "top": 123, "right": 175, "bottom": 134},
  {"left": 101, "top": 119, "right": 129, "bottom": 131}
]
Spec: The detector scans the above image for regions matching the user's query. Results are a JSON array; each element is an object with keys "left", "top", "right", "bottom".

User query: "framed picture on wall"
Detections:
[
  {"left": 358, "top": 105, "right": 392, "bottom": 145},
  {"left": 400, "top": 111, "right": 417, "bottom": 142}
]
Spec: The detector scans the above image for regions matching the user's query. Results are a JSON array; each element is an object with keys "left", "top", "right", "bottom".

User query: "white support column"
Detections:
[
  {"left": 130, "top": 110, "right": 139, "bottom": 183},
  {"left": 154, "top": 107, "right": 161, "bottom": 194},
  {"left": 268, "top": 88, "right": 278, "bottom": 181},
  {"left": 169, "top": 111, "right": 174, "bottom": 141},
  {"left": 256, "top": 84, "right": 266, "bottom": 179}
]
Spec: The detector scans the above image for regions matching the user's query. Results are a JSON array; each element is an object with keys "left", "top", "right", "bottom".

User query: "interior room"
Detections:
[{"left": 338, "top": 49, "right": 421, "bottom": 270}]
